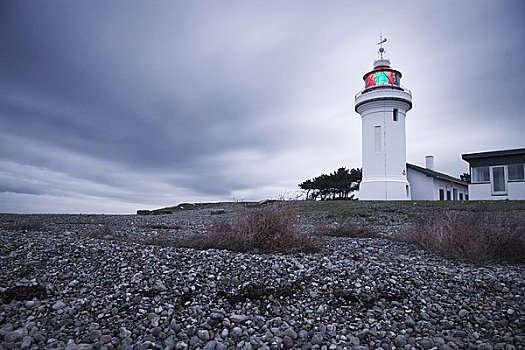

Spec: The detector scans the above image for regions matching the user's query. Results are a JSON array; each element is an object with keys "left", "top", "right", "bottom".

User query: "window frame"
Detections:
[
  {"left": 472, "top": 166, "right": 490, "bottom": 183},
  {"left": 508, "top": 163, "right": 525, "bottom": 182},
  {"left": 374, "top": 125, "right": 382, "bottom": 153}
]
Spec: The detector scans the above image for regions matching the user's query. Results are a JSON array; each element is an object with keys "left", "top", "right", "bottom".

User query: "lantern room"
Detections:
[{"left": 362, "top": 59, "right": 402, "bottom": 91}]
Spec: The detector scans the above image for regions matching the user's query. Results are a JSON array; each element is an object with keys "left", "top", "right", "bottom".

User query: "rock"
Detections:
[
  {"left": 197, "top": 330, "right": 210, "bottom": 341},
  {"left": 231, "top": 327, "right": 243, "bottom": 340},
  {"left": 100, "top": 334, "right": 112, "bottom": 344},
  {"left": 283, "top": 335, "right": 293, "bottom": 348},
  {"left": 68, "top": 279, "right": 80, "bottom": 287},
  {"left": 230, "top": 314, "right": 250, "bottom": 324},
  {"left": 89, "top": 329, "right": 101, "bottom": 342},
  {"left": 52, "top": 300, "right": 66, "bottom": 310},
  {"left": 283, "top": 328, "right": 297, "bottom": 340},
  {"left": 417, "top": 337, "right": 435, "bottom": 349},
  {"left": 204, "top": 340, "right": 217, "bottom": 350},
  {"left": 20, "top": 336, "right": 32, "bottom": 349},
  {"left": 404, "top": 316, "right": 416, "bottom": 328},
  {"left": 1, "top": 209, "right": 525, "bottom": 350},
  {"left": 394, "top": 334, "right": 407, "bottom": 347},
  {"left": 148, "top": 312, "right": 160, "bottom": 327},
  {"left": 76, "top": 345, "right": 94, "bottom": 350}
]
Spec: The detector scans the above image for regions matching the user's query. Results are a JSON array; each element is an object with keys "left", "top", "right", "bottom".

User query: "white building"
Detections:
[
  {"left": 355, "top": 45, "right": 412, "bottom": 200},
  {"left": 407, "top": 156, "right": 469, "bottom": 201},
  {"left": 355, "top": 40, "right": 467, "bottom": 201},
  {"left": 462, "top": 148, "right": 525, "bottom": 200}
]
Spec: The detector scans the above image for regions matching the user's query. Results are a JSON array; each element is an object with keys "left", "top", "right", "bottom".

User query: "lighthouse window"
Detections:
[
  {"left": 374, "top": 125, "right": 382, "bottom": 152},
  {"left": 393, "top": 108, "right": 398, "bottom": 121}
]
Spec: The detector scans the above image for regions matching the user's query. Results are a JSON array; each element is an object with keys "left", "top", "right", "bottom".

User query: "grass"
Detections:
[
  {"left": 398, "top": 210, "right": 525, "bottom": 263},
  {"left": 180, "top": 202, "right": 319, "bottom": 254}
]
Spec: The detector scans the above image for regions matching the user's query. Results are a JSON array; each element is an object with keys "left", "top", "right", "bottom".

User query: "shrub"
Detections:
[
  {"left": 399, "top": 210, "right": 525, "bottom": 263},
  {"left": 183, "top": 202, "right": 319, "bottom": 254},
  {"left": 318, "top": 221, "right": 379, "bottom": 238}
]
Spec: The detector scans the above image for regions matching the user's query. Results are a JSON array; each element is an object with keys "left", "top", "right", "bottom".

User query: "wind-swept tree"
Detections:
[{"left": 299, "top": 167, "right": 362, "bottom": 200}]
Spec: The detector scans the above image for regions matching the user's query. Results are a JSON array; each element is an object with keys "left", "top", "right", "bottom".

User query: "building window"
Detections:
[
  {"left": 374, "top": 125, "right": 382, "bottom": 153},
  {"left": 393, "top": 108, "right": 398, "bottom": 121},
  {"left": 508, "top": 164, "right": 525, "bottom": 181},
  {"left": 465, "top": 194, "right": 469, "bottom": 200},
  {"left": 446, "top": 190, "right": 451, "bottom": 200},
  {"left": 491, "top": 166, "right": 507, "bottom": 194},
  {"left": 439, "top": 189, "right": 444, "bottom": 201},
  {"left": 459, "top": 193, "right": 463, "bottom": 200},
  {"left": 453, "top": 188, "right": 458, "bottom": 200},
  {"left": 472, "top": 166, "right": 490, "bottom": 183}
]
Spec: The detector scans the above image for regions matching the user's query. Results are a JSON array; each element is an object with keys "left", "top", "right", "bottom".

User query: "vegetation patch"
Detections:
[
  {"left": 181, "top": 203, "right": 319, "bottom": 254},
  {"left": 399, "top": 210, "right": 525, "bottom": 263}
]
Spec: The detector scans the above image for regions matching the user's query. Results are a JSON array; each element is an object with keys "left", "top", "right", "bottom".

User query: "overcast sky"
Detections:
[{"left": 1, "top": 1, "right": 524, "bottom": 214}]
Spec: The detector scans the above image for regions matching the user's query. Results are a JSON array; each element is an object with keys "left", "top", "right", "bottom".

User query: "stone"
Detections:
[
  {"left": 283, "top": 335, "right": 293, "bottom": 348},
  {"left": 394, "top": 335, "right": 407, "bottom": 347},
  {"left": 417, "top": 337, "right": 435, "bottom": 349},
  {"left": 77, "top": 345, "right": 94, "bottom": 350},
  {"left": 89, "top": 329, "right": 101, "bottom": 342},
  {"left": 52, "top": 301, "right": 66, "bottom": 310},
  {"left": 100, "top": 334, "right": 112, "bottom": 344},
  {"left": 230, "top": 314, "right": 250, "bottom": 324},
  {"left": 283, "top": 328, "right": 297, "bottom": 340},
  {"left": 404, "top": 316, "right": 416, "bottom": 328},
  {"left": 231, "top": 327, "right": 243, "bottom": 340},
  {"left": 120, "top": 327, "right": 131, "bottom": 338},
  {"left": 20, "top": 336, "right": 32, "bottom": 349}
]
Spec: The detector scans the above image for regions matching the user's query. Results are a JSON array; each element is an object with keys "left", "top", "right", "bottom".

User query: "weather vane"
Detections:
[{"left": 377, "top": 35, "right": 387, "bottom": 59}]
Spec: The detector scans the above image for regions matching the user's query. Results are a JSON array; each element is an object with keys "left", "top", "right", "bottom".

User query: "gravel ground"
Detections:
[{"left": 1, "top": 205, "right": 524, "bottom": 350}]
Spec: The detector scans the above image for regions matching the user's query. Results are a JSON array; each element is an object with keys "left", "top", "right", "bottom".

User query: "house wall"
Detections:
[
  {"left": 408, "top": 168, "right": 469, "bottom": 200},
  {"left": 469, "top": 181, "right": 525, "bottom": 200},
  {"left": 433, "top": 178, "right": 468, "bottom": 201},
  {"left": 407, "top": 168, "right": 434, "bottom": 200}
]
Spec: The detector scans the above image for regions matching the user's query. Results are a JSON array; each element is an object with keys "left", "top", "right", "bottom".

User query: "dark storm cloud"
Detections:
[{"left": 1, "top": 1, "right": 524, "bottom": 213}]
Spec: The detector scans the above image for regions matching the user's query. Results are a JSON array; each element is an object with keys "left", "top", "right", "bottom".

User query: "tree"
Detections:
[
  {"left": 460, "top": 172, "right": 471, "bottom": 183},
  {"left": 299, "top": 167, "right": 362, "bottom": 200}
]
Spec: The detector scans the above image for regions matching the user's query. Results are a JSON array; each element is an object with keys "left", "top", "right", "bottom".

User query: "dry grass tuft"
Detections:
[
  {"left": 182, "top": 202, "right": 319, "bottom": 254},
  {"left": 399, "top": 210, "right": 525, "bottom": 263}
]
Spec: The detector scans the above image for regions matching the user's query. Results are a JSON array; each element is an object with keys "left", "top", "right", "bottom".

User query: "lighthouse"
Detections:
[{"left": 355, "top": 38, "right": 413, "bottom": 200}]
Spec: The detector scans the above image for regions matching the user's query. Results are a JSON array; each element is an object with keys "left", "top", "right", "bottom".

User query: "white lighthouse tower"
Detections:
[{"left": 355, "top": 38, "right": 413, "bottom": 200}]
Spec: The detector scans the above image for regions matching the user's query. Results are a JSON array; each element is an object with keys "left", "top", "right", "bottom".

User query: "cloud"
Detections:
[{"left": 1, "top": 1, "right": 524, "bottom": 213}]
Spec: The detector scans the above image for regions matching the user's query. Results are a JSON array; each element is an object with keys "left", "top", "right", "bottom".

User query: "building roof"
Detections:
[
  {"left": 462, "top": 148, "right": 525, "bottom": 160},
  {"left": 406, "top": 163, "right": 468, "bottom": 186},
  {"left": 462, "top": 148, "right": 525, "bottom": 167}
]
